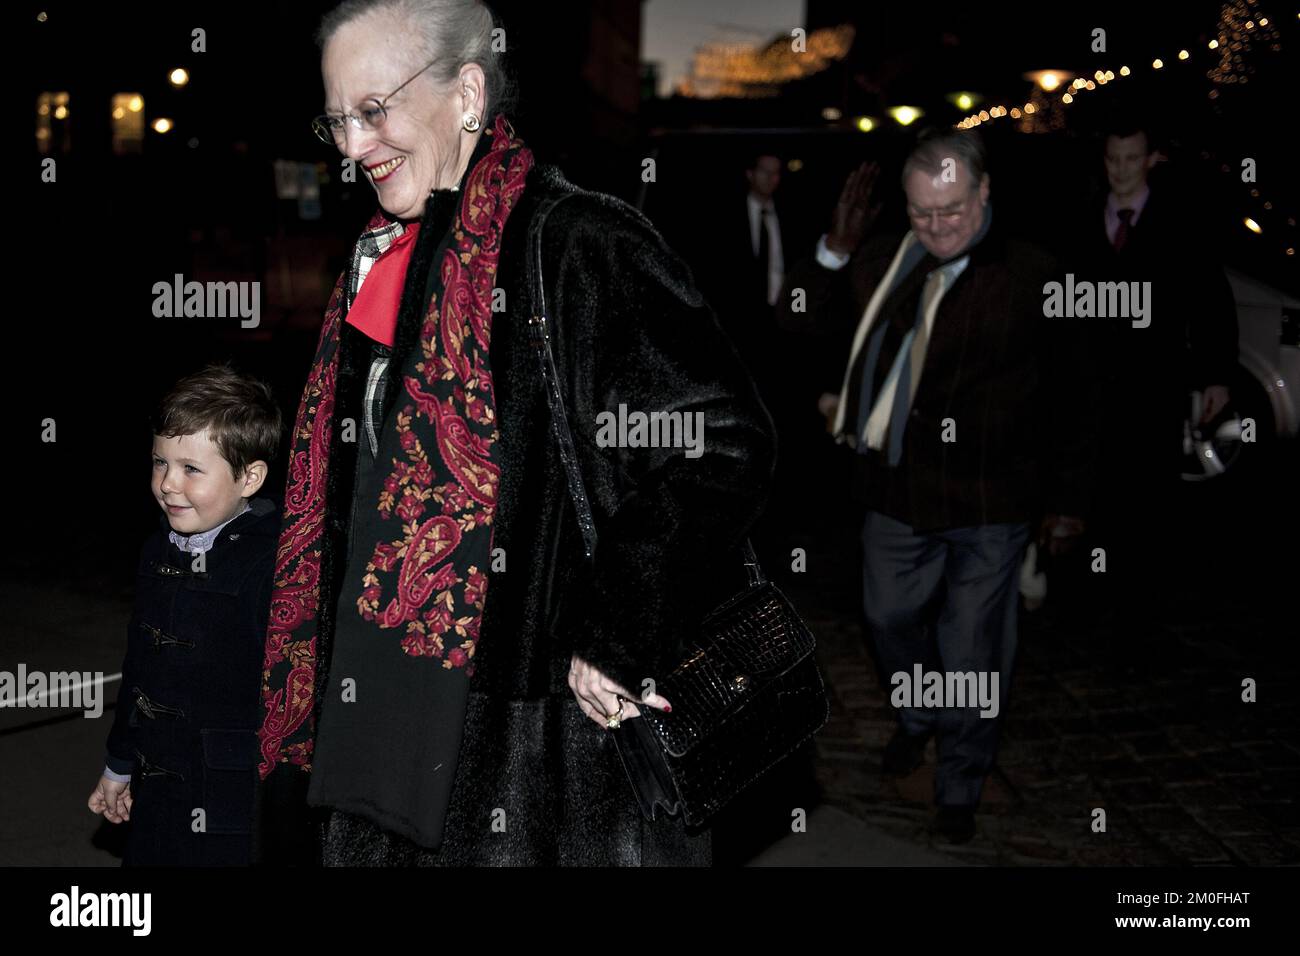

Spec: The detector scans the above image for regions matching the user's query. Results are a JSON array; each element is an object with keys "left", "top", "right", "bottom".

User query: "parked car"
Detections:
[{"left": 1181, "top": 268, "right": 1300, "bottom": 482}]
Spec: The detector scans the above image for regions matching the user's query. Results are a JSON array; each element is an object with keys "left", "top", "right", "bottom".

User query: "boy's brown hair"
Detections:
[{"left": 151, "top": 363, "right": 283, "bottom": 479}]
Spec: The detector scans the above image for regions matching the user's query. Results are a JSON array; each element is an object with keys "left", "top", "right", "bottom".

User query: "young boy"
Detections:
[{"left": 87, "top": 364, "right": 282, "bottom": 865}]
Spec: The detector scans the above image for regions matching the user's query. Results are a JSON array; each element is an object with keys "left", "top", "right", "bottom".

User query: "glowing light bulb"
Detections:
[{"left": 889, "top": 106, "right": 922, "bottom": 126}]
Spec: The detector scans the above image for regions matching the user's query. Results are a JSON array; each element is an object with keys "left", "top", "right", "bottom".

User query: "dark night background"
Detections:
[
  {"left": 10, "top": 0, "right": 1297, "bottom": 570},
  {"left": 3, "top": 0, "right": 1297, "bottom": 870}
]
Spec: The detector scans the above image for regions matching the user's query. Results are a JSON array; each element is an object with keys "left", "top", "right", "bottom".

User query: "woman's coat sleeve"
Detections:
[{"left": 547, "top": 196, "right": 778, "bottom": 695}]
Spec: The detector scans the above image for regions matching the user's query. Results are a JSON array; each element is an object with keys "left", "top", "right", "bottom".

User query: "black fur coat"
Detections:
[{"left": 255, "top": 162, "right": 777, "bottom": 866}]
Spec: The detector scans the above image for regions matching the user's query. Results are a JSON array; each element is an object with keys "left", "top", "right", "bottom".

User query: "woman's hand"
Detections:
[{"left": 568, "top": 654, "right": 671, "bottom": 728}]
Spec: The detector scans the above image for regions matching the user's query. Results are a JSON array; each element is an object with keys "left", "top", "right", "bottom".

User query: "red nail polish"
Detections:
[{"left": 663, "top": 704, "right": 672, "bottom": 712}]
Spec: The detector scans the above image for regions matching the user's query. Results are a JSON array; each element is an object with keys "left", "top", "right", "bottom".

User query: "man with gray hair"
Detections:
[{"left": 778, "top": 127, "right": 1094, "bottom": 843}]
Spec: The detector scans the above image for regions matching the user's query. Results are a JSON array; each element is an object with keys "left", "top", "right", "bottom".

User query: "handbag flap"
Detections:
[{"left": 646, "top": 583, "right": 816, "bottom": 757}]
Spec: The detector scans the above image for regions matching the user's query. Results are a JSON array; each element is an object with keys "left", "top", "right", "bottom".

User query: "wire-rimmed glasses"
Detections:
[{"left": 312, "top": 57, "right": 439, "bottom": 146}]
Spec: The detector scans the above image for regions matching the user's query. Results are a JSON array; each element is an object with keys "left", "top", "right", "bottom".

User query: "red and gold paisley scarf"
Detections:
[{"left": 257, "top": 114, "right": 533, "bottom": 847}]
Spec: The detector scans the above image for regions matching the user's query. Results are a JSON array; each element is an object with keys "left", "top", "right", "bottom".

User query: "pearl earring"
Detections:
[{"left": 462, "top": 112, "right": 480, "bottom": 132}]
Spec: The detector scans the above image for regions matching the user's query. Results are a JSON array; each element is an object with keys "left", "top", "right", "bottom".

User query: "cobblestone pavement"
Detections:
[
  {"left": 4, "top": 443, "right": 1295, "bottom": 867},
  {"left": 775, "top": 460, "right": 1300, "bottom": 867}
]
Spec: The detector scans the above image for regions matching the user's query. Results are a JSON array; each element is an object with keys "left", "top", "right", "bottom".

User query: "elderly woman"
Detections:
[{"left": 254, "top": 0, "right": 775, "bottom": 866}]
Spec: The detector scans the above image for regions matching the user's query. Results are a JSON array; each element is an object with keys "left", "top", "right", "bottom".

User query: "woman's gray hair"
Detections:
[
  {"left": 900, "top": 127, "right": 988, "bottom": 188},
  {"left": 317, "top": 0, "right": 516, "bottom": 116}
]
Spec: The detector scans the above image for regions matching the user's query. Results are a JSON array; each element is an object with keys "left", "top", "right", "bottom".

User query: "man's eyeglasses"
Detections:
[
  {"left": 907, "top": 188, "right": 978, "bottom": 226},
  {"left": 312, "top": 57, "right": 439, "bottom": 146}
]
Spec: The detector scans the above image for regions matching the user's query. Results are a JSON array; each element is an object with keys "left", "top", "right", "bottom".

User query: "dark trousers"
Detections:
[{"left": 861, "top": 510, "right": 1029, "bottom": 807}]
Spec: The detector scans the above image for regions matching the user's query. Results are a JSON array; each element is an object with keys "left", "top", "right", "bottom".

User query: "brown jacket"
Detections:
[{"left": 777, "top": 225, "right": 1096, "bottom": 532}]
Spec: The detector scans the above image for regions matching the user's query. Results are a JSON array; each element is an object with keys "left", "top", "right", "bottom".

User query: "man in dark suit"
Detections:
[
  {"left": 777, "top": 128, "right": 1094, "bottom": 843},
  {"left": 695, "top": 152, "right": 821, "bottom": 578},
  {"left": 1073, "top": 118, "right": 1238, "bottom": 663},
  {"left": 704, "top": 153, "right": 789, "bottom": 383}
]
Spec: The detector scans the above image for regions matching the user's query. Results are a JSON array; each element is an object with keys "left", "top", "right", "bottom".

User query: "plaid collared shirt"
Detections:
[
  {"left": 346, "top": 216, "right": 408, "bottom": 314},
  {"left": 348, "top": 215, "right": 421, "bottom": 460}
]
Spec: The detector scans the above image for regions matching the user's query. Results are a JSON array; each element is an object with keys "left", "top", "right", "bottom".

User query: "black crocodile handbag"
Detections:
[{"left": 523, "top": 190, "right": 830, "bottom": 828}]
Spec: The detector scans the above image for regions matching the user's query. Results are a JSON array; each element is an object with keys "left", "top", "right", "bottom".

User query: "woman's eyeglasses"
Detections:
[{"left": 312, "top": 57, "right": 439, "bottom": 146}]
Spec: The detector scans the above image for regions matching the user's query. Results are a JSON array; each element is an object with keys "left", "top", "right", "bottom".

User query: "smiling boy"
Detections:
[{"left": 87, "top": 364, "right": 282, "bottom": 865}]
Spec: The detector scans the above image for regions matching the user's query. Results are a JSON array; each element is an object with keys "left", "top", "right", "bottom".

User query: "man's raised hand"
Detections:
[{"left": 828, "top": 160, "right": 882, "bottom": 255}]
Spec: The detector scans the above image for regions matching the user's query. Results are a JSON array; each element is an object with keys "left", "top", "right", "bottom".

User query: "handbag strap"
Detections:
[{"left": 523, "top": 189, "right": 766, "bottom": 589}]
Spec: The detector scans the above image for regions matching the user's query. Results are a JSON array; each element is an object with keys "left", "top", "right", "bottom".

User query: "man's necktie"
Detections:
[
  {"left": 758, "top": 206, "right": 772, "bottom": 301},
  {"left": 1113, "top": 207, "right": 1134, "bottom": 253},
  {"left": 863, "top": 266, "right": 951, "bottom": 456}
]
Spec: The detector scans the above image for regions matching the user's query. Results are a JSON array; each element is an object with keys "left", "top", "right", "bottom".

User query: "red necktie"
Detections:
[{"left": 1113, "top": 207, "right": 1134, "bottom": 253}]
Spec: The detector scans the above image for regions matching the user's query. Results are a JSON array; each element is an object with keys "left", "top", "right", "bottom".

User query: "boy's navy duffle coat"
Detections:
[{"left": 105, "top": 496, "right": 280, "bottom": 865}]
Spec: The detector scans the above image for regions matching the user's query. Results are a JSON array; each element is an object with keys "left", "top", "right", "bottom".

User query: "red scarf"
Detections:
[
  {"left": 258, "top": 114, "right": 533, "bottom": 782},
  {"left": 345, "top": 224, "right": 419, "bottom": 347}
]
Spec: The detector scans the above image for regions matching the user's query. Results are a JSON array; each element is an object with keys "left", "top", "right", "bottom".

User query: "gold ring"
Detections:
[{"left": 605, "top": 697, "right": 625, "bottom": 730}]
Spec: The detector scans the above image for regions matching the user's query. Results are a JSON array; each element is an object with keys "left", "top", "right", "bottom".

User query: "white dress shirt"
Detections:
[{"left": 815, "top": 233, "right": 852, "bottom": 271}]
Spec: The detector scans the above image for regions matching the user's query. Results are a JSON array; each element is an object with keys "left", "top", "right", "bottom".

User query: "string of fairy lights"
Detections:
[{"left": 952, "top": 3, "right": 1293, "bottom": 259}]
